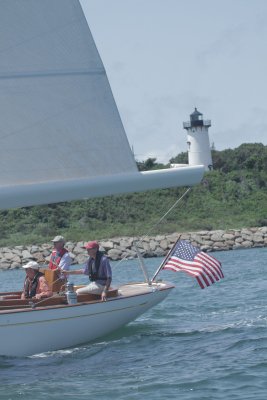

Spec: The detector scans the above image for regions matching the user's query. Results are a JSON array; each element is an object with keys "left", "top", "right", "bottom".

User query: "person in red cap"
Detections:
[{"left": 63, "top": 241, "right": 112, "bottom": 301}]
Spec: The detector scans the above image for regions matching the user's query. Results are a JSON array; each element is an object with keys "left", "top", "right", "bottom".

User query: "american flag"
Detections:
[{"left": 163, "top": 240, "right": 224, "bottom": 289}]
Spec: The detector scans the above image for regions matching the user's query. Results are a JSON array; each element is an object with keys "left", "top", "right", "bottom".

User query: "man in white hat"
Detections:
[
  {"left": 48, "top": 235, "right": 72, "bottom": 276},
  {"left": 21, "top": 261, "right": 52, "bottom": 300}
]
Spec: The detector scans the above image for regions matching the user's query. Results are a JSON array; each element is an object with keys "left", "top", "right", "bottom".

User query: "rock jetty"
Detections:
[{"left": 0, "top": 227, "right": 266, "bottom": 270}]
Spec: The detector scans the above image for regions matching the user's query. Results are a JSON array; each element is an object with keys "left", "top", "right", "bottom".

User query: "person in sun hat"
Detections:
[
  {"left": 48, "top": 235, "right": 72, "bottom": 277},
  {"left": 21, "top": 261, "right": 52, "bottom": 300},
  {"left": 63, "top": 240, "right": 112, "bottom": 302}
]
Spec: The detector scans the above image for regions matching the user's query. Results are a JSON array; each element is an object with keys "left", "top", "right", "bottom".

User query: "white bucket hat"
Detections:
[{"left": 22, "top": 261, "right": 40, "bottom": 270}]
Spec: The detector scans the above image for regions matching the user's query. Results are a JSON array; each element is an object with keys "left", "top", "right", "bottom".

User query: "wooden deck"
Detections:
[{"left": 0, "top": 287, "right": 119, "bottom": 311}]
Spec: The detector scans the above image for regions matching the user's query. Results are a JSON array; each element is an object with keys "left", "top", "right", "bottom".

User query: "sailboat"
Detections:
[{"left": 0, "top": 0, "right": 204, "bottom": 357}]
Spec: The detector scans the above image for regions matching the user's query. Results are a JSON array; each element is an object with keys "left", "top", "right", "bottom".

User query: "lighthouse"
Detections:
[{"left": 183, "top": 108, "right": 213, "bottom": 171}]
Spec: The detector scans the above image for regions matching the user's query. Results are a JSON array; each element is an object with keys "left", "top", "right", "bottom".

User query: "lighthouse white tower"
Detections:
[{"left": 183, "top": 108, "right": 213, "bottom": 171}]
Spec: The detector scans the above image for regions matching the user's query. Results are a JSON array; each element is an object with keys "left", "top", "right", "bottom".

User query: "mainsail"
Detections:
[{"left": 0, "top": 0, "right": 204, "bottom": 209}]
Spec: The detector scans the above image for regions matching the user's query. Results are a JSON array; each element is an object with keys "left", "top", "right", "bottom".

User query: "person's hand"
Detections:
[{"left": 101, "top": 290, "right": 107, "bottom": 302}]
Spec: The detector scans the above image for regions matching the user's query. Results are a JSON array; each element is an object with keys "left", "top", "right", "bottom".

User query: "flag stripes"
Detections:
[{"left": 163, "top": 240, "right": 223, "bottom": 289}]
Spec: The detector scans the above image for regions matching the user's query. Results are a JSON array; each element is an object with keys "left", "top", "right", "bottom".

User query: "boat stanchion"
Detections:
[
  {"left": 134, "top": 244, "right": 151, "bottom": 285},
  {"left": 65, "top": 282, "right": 77, "bottom": 305}
]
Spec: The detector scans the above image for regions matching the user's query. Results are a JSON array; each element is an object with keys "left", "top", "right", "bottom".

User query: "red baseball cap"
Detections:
[{"left": 83, "top": 241, "right": 99, "bottom": 250}]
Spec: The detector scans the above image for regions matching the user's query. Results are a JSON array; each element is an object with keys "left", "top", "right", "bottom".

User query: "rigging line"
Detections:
[
  {"left": 142, "top": 187, "right": 191, "bottom": 238},
  {"left": 112, "top": 187, "right": 191, "bottom": 271}
]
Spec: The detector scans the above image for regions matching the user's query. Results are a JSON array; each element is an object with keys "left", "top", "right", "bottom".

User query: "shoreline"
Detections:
[{"left": 0, "top": 226, "right": 266, "bottom": 270}]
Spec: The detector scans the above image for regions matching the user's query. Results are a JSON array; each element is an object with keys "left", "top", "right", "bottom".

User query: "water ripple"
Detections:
[{"left": 1, "top": 248, "right": 267, "bottom": 400}]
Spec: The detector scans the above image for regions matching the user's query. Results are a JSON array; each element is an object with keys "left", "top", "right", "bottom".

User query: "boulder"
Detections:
[
  {"left": 42, "top": 249, "right": 51, "bottom": 257},
  {"left": 149, "top": 240, "right": 158, "bottom": 251},
  {"left": 222, "top": 233, "right": 235, "bottom": 240},
  {"left": 29, "top": 245, "right": 41, "bottom": 253},
  {"left": 101, "top": 241, "right": 114, "bottom": 250},
  {"left": 241, "top": 240, "right": 253, "bottom": 248},
  {"left": 211, "top": 233, "right": 224, "bottom": 242},
  {"left": 2, "top": 252, "right": 16, "bottom": 261},
  {"left": 252, "top": 234, "right": 264, "bottom": 243},
  {"left": 159, "top": 239, "right": 169, "bottom": 251},
  {"left": 21, "top": 250, "right": 33, "bottom": 260},
  {"left": 107, "top": 248, "right": 122, "bottom": 260},
  {"left": 0, "top": 262, "right": 11, "bottom": 270}
]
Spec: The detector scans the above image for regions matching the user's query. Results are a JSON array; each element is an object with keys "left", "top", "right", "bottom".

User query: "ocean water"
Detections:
[{"left": 0, "top": 247, "right": 267, "bottom": 400}]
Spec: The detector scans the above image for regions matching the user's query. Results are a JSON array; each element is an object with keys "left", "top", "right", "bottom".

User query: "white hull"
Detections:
[{"left": 0, "top": 282, "right": 174, "bottom": 357}]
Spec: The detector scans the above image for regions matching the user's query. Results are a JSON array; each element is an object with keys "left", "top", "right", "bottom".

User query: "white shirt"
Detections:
[{"left": 58, "top": 252, "right": 72, "bottom": 270}]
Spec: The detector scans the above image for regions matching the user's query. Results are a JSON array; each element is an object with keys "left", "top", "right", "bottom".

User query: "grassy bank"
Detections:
[{"left": 0, "top": 144, "right": 266, "bottom": 247}]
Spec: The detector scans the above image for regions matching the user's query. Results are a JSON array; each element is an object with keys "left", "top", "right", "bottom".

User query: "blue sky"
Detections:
[{"left": 80, "top": 0, "right": 267, "bottom": 162}]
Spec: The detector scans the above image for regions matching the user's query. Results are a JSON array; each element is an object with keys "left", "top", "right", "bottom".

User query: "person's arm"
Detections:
[
  {"left": 101, "top": 278, "right": 112, "bottom": 302},
  {"left": 61, "top": 269, "right": 84, "bottom": 278},
  {"left": 61, "top": 261, "right": 88, "bottom": 282},
  {"left": 63, "top": 260, "right": 88, "bottom": 276},
  {"left": 21, "top": 279, "right": 27, "bottom": 299},
  {"left": 101, "top": 259, "right": 112, "bottom": 301},
  {"left": 62, "top": 269, "right": 84, "bottom": 275},
  {"left": 58, "top": 253, "right": 72, "bottom": 271},
  {"left": 103, "top": 277, "right": 111, "bottom": 292},
  {"left": 35, "top": 277, "right": 53, "bottom": 299}
]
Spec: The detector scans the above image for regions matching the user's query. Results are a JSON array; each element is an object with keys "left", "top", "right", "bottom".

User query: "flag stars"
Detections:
[{"left": 164, "top": 240, "right": 223, "bottom": 289}]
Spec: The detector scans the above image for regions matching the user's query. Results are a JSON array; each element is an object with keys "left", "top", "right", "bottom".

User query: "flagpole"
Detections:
[{"left": 151, "top": 236, "right": 181, "bottom": 282}]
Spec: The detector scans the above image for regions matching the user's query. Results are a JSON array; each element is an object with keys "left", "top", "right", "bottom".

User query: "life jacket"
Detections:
[
  {"left": 49, "top": 248, "right": 68, "bottom": 270},
  {"left": 23, "top": 271, "right": 44, "bottom": 298},
  {"left": 87, "top": 251, "right": 107, "bottom": 282}
]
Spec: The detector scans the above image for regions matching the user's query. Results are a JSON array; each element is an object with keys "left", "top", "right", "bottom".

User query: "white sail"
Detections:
[{"left": 0, "top": 0, "right": 204, "bottom": 209}]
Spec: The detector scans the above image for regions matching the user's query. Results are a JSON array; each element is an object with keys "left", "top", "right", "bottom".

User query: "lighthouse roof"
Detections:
[
  {"left": 183, "top": 107, "right": 211, "bottom": 129},
  {"left": 189, "top": 107, "right": 203, "bottom": 127},
  {"left": 190, "top": 107, "right": 203, "bottom": 118}
]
